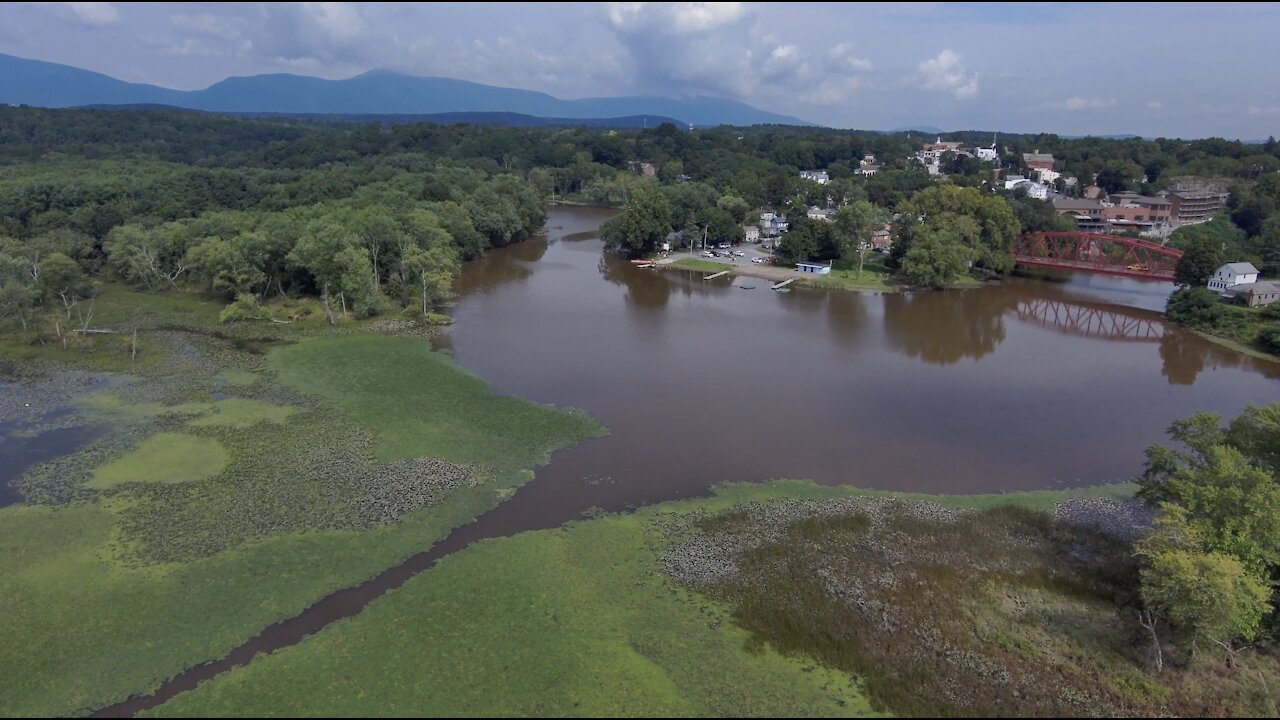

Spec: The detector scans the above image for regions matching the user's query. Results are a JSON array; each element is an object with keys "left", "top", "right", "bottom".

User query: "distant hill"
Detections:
[
  {"left": 80, "top": 105, "right": 685, "bottom": 129},
  {"left": 0, "top": 53, "right": 811, "bottom": 128}
]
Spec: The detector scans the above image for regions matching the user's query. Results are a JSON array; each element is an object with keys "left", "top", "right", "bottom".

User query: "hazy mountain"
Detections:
[
  {"left": 83, "top": 105, "right": 685, "bottom": 129},
  {"left": 0, "top": 54, "right": 811, "bottom": 127}
]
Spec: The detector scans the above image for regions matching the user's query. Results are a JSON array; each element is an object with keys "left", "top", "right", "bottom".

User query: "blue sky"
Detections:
[{"left": 2, "top": 2, "right": 1279, "bottom": 138}]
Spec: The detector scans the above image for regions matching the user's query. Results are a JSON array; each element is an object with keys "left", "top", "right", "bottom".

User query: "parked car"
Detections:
[
  {"left": 717, "top": 243, "right": 731, "bottom": 249},
  {"left": 732, "top": 250, "right": 745, "bottom": 257},
  {"left": 751, "top": 257, "right": 766, "bottom": 264},
  {"left": 702, "top": 251, "right": 715, "bottom": 258}
]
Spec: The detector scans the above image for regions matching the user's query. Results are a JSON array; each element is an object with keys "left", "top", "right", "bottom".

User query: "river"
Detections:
[{"left": 436, "top": 205, "right": 1280, "bottom": 520}]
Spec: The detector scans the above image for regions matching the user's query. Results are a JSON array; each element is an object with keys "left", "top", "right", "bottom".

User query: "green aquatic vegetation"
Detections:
[
  {"left": 268, "top": 335, "right": 604, "bottom": 466},
  {"left": 215, "top": 368, "right": 259, "bottom": 387},
  {"left": 144, "top": 509, "right": 878, "bottom": 718},
  {"left": 87, "top": 432, "right": 228, "bottom": 489},
  {"left": 189, "top": 398, "right": 296, "bottom": 428}
]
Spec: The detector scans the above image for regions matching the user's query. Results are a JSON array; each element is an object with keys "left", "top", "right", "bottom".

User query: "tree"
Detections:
[
  {"left": 104, "top": 223, "right": 190, "bottom": 289},
  {"left": 1164, "top": 287, "right": 1223, "bottom": 328},
  {"left": 602, "top": 187, "right": 672, "bottom": 255},
  {"left": 0, "top": 253, "right": 37, "bottom": 330},
  {"left": 184, "top": 234, "right": 267, "bottom": 299},
  {"left": 891, "top": 185, "right": 1018, "bottom": 276},
  {"left": 289, "top": 221, "right": 365, "bottom": 324},
  {"left": 1137, "top": 506, "right": 1272, "bottom": 667},
  {"left": 38, "top": 252, "right": 93, "bottom": 318},
  {"left": 900, "top": 222, "right": 976, "bottom": 288},
  {"left": 1141, "top": 405, "right": 1280, "bottom": 578},
  {"left": 1174, "top": 236, "right": 1223, "bottom": 287},
  {"left": 403, "top": 242, "right": 459, "bottom": 316},
  {"left": 834, "top": 201, "right": 890, "bottom": 276}
]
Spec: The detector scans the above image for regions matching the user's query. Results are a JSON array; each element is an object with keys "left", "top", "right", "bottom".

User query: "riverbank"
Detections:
[
  {"left": 661, "top": 252, "right": 986, "bottom": 293},
  {"left": 138, "top": 479, "right": 1276, "bottom": 717},
  {"left": 0, "top": 286, "right": 603, "bottom": 716}
]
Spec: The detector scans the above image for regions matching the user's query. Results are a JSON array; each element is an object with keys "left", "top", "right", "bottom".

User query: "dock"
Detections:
[
  {"left": 771, "top": 278, "right": 796, "bottom": 290},
  {"left": 704, "top": 270, "right": 729, "bottom": 280}
]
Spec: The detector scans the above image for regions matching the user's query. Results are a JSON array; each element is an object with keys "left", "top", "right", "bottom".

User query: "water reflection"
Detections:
[{"left": 882, "top": 290, "right": 1014, "bottom": 365}]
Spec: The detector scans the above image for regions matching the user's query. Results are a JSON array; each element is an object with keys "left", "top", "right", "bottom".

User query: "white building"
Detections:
[
  {"left": 796, "top": 262, "right": 832, "bottom": 275},
  {"left": 1034, "top": 167, "right": 1062, "bottom": 185},
  {"left": 743, "top": 226, "right": 760, "bottom": 243},
  {"left": 857, "top": 154, "right": 881, "bottom": 176},
  {"left": 1208, "top": 262, "right": 1259, "bottom": 294},
  {"left": 807, "top": 206, "right": 833, "bottom": 221},
  {"left": 976, "top": 145, "right": 999, "bottom": 162},
  {"left": 800, "top": 170, "right": 830, "bottom": 185},
  {"left": 1005, "top": 176, "right": 1049, "bottom": 200}
]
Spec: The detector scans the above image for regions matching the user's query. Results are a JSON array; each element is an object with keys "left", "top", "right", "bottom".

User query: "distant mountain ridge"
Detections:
[{"left": 0, "top": 53, "right": 811, "bottom": 127}]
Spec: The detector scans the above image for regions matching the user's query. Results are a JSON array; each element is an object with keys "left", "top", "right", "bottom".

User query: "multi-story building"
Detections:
[
  {"left": 1165, "top": 186, "right": 1228, "bottom": 225},
  {"left": 1022, "top": 151, "right": 1055, "bottom": 172},
  {"left": 1104, "top": 193, "right": 1173, "bottom": 234},
  {"left": 799, "top": 170, "right": 830, "bottom": 185}
]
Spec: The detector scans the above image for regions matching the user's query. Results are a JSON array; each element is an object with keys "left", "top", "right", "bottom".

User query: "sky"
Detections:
[{"left": 2, "top": 2, "right": 1279, "bottom": 139}]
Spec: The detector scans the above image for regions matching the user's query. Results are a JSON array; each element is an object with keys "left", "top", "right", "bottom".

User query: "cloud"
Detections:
[
  {"left": 917, "top": 49, "right": 978, "bottom": 99},
  {"left": 1248, "top": 105, "right": 1280, "bottom": 116},
  {"left": 600, "top": 3, "right": 870, "bottom": 105},
  {"left": 57, "top": 2, "right": 118, "bottom": 27},
  {"left": 1062, "top": 96, "right": 1117, "bottom": 111},
  {"left": 604, "top": 2, "right": 746, "bottom": 34},
  {"left": 1145, "top": 100, "right": 1163, "bottom": 109}
]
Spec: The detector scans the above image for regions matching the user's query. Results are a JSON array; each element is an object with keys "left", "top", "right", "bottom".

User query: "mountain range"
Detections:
[{"left": 0, "top": 53, "right": 810, "bottom": 128}]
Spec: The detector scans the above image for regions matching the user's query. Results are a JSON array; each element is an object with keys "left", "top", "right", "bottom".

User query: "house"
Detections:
[
  {"left": 743, "top": 226, "right": 760, "bottom": 243},
  {"left": 807, "top": 206, "right": 833, "bottom": 221},
  {"left": 1241, "top": 281, "right": 1280, "bottom": 307},
  {"left": 760, "top": 210, "right": 789, "bottom": 236},
  {"left": 857, "top": 154, "right": 881, "bottom": 175},
  {"left": 1022, "top": 151, "right": 1055, "bottom": 172},
  {"left": 869, "top": 229, "right": 892, "bottom": 251},
  {"left": 976, "top": 144, "right": 999, "bottom": 163},
  {"left": 1034, "top": 167, "right": 1061, "bottom": 185},
  {"left": 796, "top": 261, "right": 832, "bottom": 275},
  {"left": 628, "top": 161, "right": 658, "bottom": 177},
  {"left": 1005, "top": 176, "right": 1048, "bottom": 200},
  {"left": 918, "top": 138, "right": 963, "bottom": 163},
  {"left": 800, "top": 170, "right": 830, "bottom": 185},
  {"left": 1208, "top": 262, "right": 1259, "bottom": 294}
]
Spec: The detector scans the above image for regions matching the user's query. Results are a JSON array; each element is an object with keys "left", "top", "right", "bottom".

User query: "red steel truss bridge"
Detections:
[{"left": 1013, "top": 232, "right": 1183, "bottom": 281}]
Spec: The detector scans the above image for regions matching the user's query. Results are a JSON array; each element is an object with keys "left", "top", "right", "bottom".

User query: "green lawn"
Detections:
[
  {"left": 671, "top": 258, "right": 729, "bottom": 273},
  {"left": 268, "top": 335, "right": 603, "bottom": 466},
  {"left": 145, "top": 503, "right": 880, "bottom": 718},
  {"left": 87, "top": 432, "right": 228, "bottom": 488}
]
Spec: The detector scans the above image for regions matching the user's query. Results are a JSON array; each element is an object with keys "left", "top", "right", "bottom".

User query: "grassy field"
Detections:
[
  {"left": 1, "top": 297, "right": 603, "bottom": 716},
  {"left": 145, "top": 492, "right": 881, "bottom": 718},
  {"left": 670, "top": 257, "right": 729, "bottom": 273}
]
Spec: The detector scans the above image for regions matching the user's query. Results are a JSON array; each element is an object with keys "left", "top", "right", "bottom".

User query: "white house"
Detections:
[
  {"left": 976, "top": 145, "right": 999, "bottom": 162},
  {"left": 743, "top": 226, "right": 760, "bottom": 243},
  {"left": 1034, "top": 167, "right": 1062, "bottom": 185},
  {"left": 1208, "top": 262, "right": 1259, "bottom": 294},
  {"left": 800, "top": 170, "right": 830, "bottom": 185},
  {"left": 807, "top": 206, "right": 833, "bottom": 221},
  {"left": 1006, "top": 178, "right": 1049, "bottom": 200}
]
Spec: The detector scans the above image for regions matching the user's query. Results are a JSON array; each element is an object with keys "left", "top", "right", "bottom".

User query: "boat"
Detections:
[
  {"left": 738, "top": 284, "right": 755, "bottom": 289},
  {"left": 774, "top": 287, "right": 791, "bottom": 293}
]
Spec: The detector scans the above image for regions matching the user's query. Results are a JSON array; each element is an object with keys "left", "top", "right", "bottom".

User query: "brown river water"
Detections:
[{"left": 90, "top": 204, "right": 1280, "bottom": 715}]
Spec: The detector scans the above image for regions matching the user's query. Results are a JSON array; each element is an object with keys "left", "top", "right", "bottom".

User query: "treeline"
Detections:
[{"left": 0, "top": 157, "right": 546, "bottom": 327}]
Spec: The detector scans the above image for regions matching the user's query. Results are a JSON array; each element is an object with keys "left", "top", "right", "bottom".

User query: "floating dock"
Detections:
[
  {"left": 771, "top": 278, "right": 796, "bottom": 290},
  {"left": 704, "top": 271, "right": 729, "bottom": 280}
]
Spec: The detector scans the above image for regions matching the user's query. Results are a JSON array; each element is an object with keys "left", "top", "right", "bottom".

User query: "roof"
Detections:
[
  {"left": 796, "top": 261, "right": 829, "bottom": 268},
  {"left": 1222, "top": 262, "right": 1259, "bottom": 275},
  {"left": 1051, "top": 197, "right": 1103, "bottom": 211},
  {"left": 1022, "top": 152, "right": 1054, "bottom": 163},
  {"left": 1248, "top": 281, "right": 1280, "bottom": 294}
]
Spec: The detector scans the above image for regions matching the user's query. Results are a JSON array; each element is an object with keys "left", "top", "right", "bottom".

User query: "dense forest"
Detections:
[{"left": 2, "top": 106, "right": 1280, "bottom": 330}]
